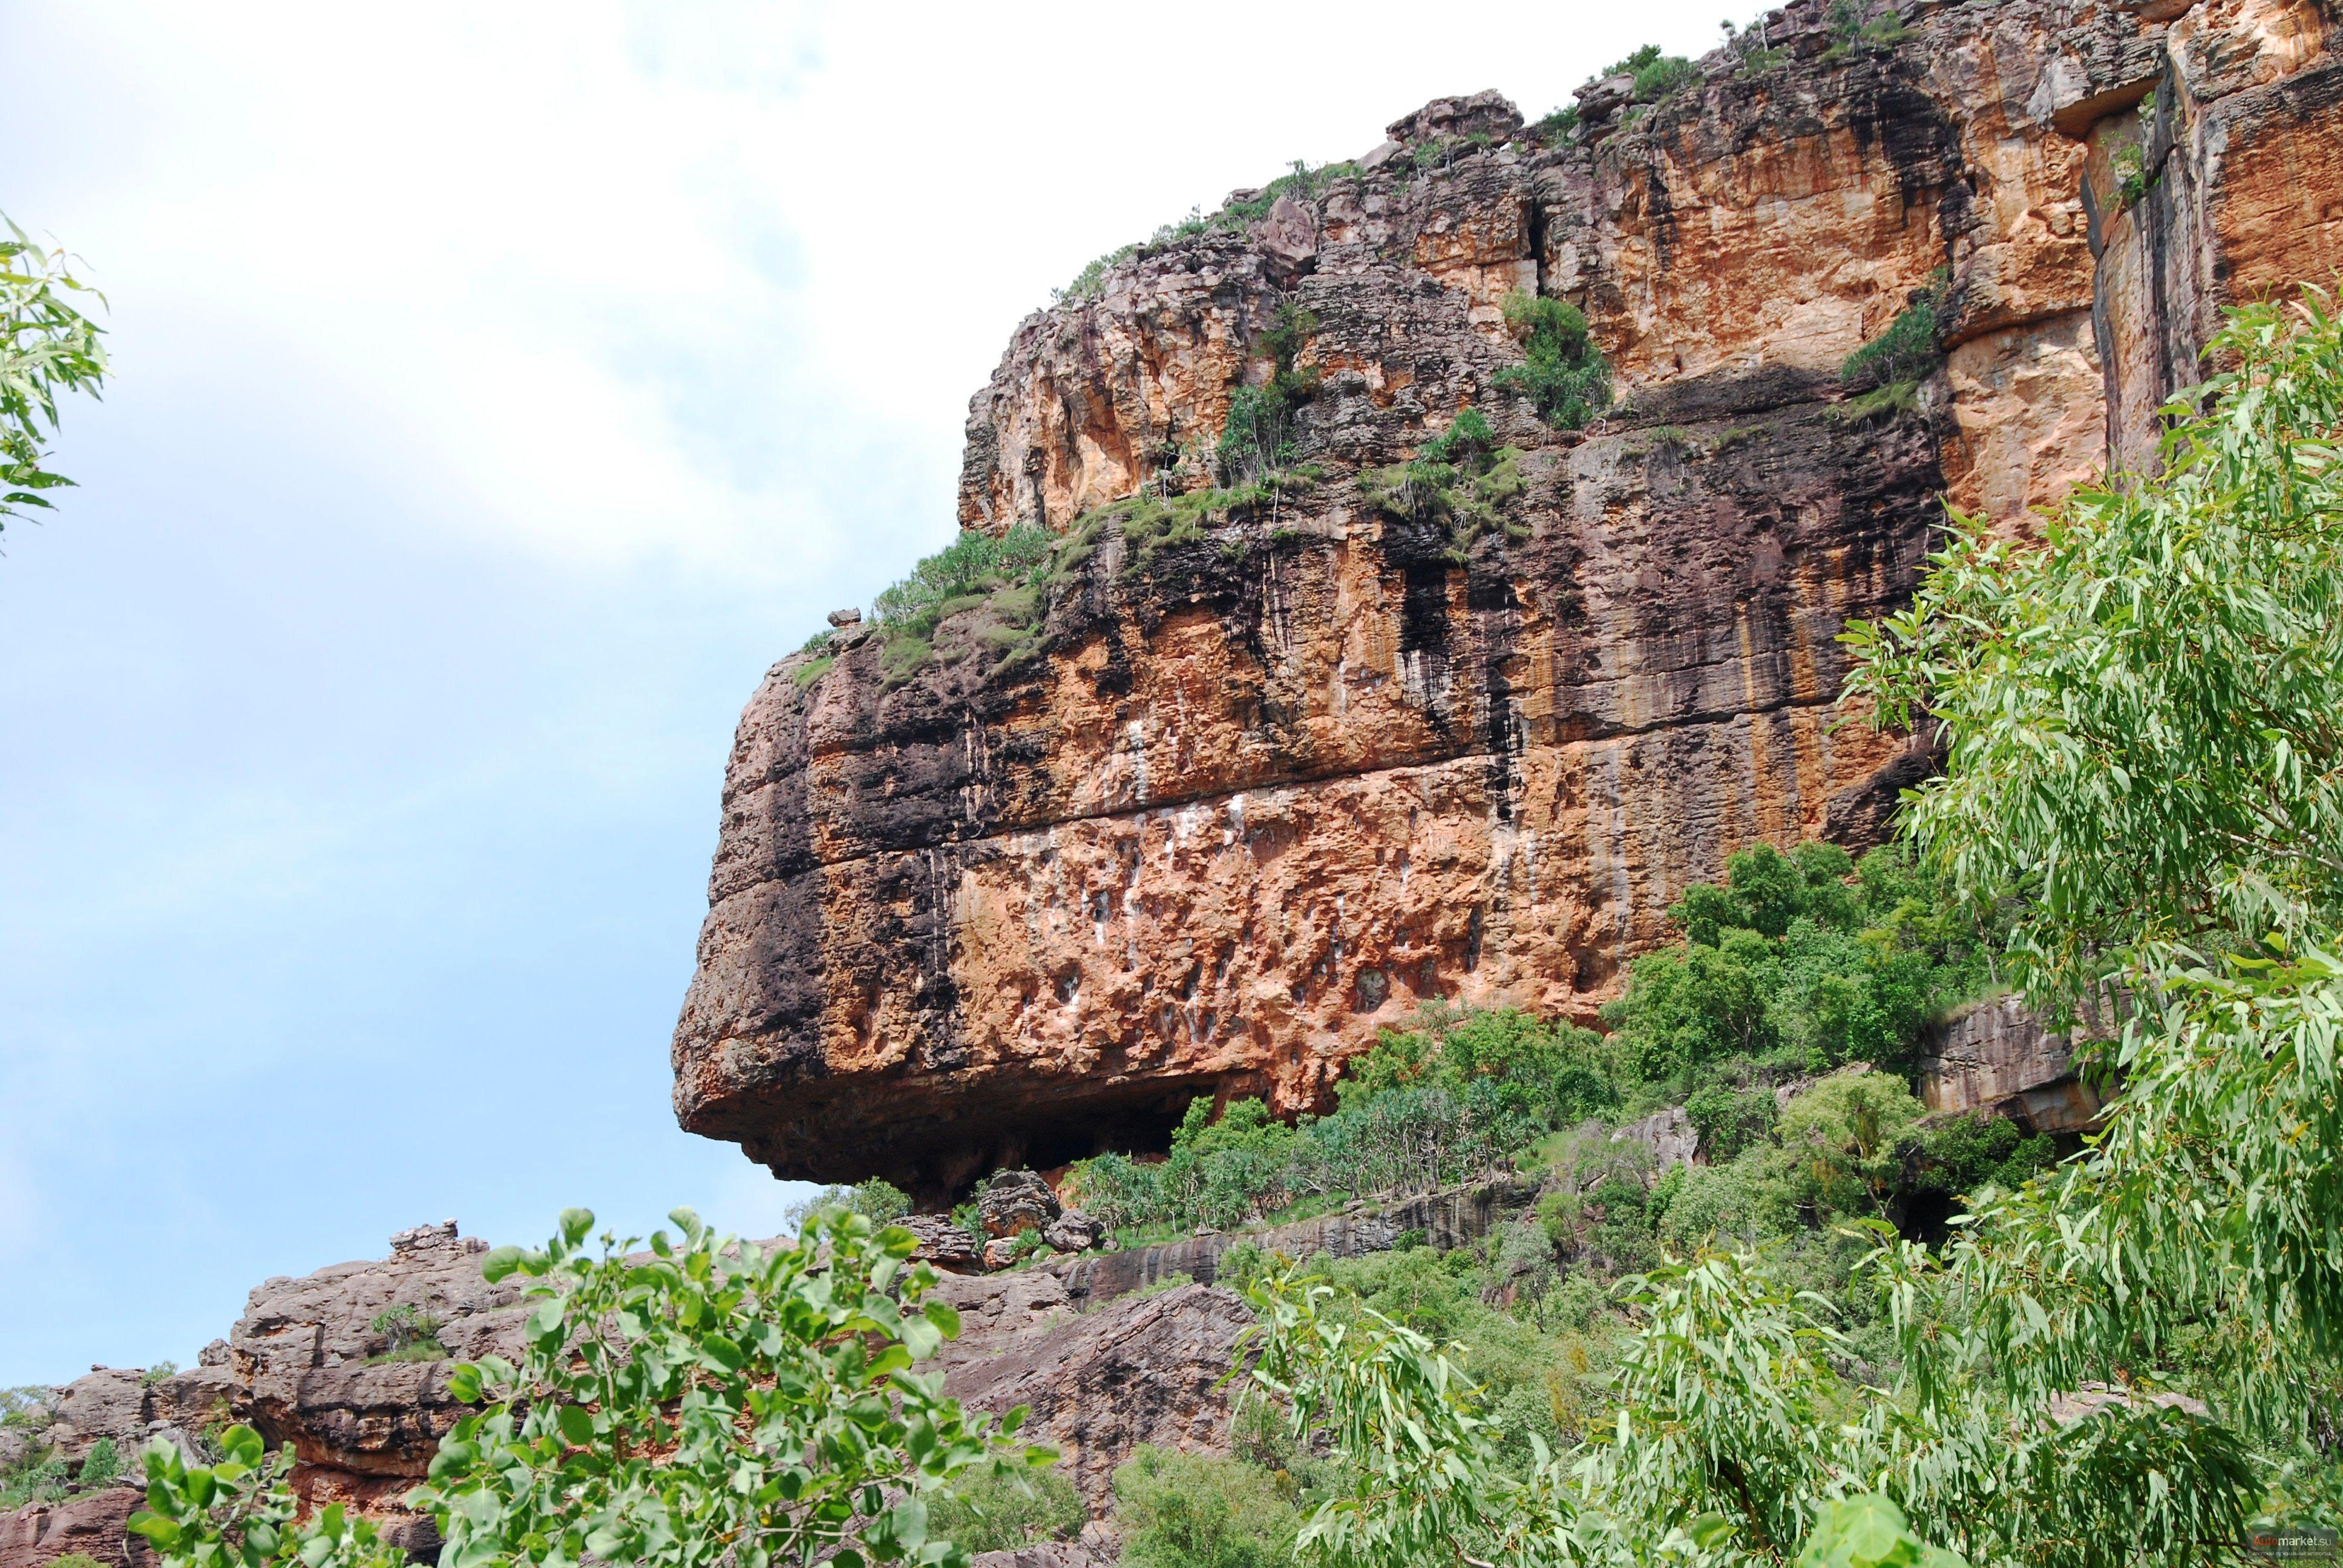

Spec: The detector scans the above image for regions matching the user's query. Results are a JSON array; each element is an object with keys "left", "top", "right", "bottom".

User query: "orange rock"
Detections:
[{"left": 674, "top": 0, "right": 2343, "bottom": 1199}]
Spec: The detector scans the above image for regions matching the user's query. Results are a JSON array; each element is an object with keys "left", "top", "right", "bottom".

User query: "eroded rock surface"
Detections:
[
  {"left": 943, "top": 1282, "right": 1253, "bottom": 1511},
  {"left": 3, "top": 1223, "right": 1247, "bottom": 1563},
  {"left": 678, "top": 0, "right": 2340, "bottom": 1196},
  {"left": 1917, "top": 995, "right": 2109, "bottom": 1133}
]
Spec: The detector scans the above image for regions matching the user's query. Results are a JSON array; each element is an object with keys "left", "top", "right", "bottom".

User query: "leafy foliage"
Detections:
[
  {"left": 1360, "top": 410, "right": 1531, "bottom": 560},
  {"left": 860, "top": 523, "right": 1095, "bottom": 688},
  {"left": 364, "top": 1304, "right": 446, "bottom": 1364},
  {"left": 133, "top": 1206, "right": 1054, "bottom": 1568},
  {"left": 76, "top": 1437, "right": 122, "bottom": 1491},
  {"left": 1826, "top": 1, "right": 1907, "bottom": 56},
  {"left": 1605, "top": 841, "right": 1991, "bottom": 1089},
  {"left": 1112, "top": 1446, "right": 1301, "bottom": 1568},
  {"left": 1495, "top": 293, "right": 1612, "bottom": 430},
  {"left": 1231, "top": 290, "right": 2343, "bottom": 1568},
  {"left": 1838, "top": 274, "right": 1946, "bottom": 421},
  {"left": 1069, "top": 1008, "right": 1610, "bottom": 1234},
  {"left": 1845, "top": 288, "right": 2343, "bottom": 994},
  {"left": 0, "top": 1450, "right": 68, "bottom": 1511},
  {"left": 1, "top": 214, "right": 108, "bottom": 537},
  {"left": 924, "top": 1462, "right": 1084, "bottom": 1553},
  {"left": 785, "top": 1177, "right": 912, "bottom": 1234},
  {"left": 1602, "top": 44, "right": 1700, "bottom": 104},
  {"left": 1842, "top": 286, "right": 2343, "bottom": 1451},
  {"left": 1529, "top": 106, "right": 1581, "bottom": 145},
  {"left": 1217, "top": 302, "right": 1322, "bottom": 485}
]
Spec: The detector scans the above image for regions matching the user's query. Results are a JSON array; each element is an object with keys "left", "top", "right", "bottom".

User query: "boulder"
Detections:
[
  {"left": 1041, "top": 1211, "right": 1106, "bottom": 1254},
  {"left": 902, "top": 1214, "right": 981, "bottom": 1271},
  {"left": 978, "top": 1171, "right": 1059, "bottom": 1240},
  {"left": 1611, "top": 1107, "right": 1698, "bottom": 1174}
]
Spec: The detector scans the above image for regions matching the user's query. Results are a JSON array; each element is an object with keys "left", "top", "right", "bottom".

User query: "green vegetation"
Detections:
[
  {"left": 2115, "top": 96, "right": 2160, "bottom": 210},
  {"left": 1835, "top": 377, "right": 1924, "bottom": 426},
  {"left": 1234, "top": 287, "right": 2343, "bottom": 1568},
  {"left": 785, "top": 1176, "right": 911, "bottom": 1233},
  {"left": 1360, "top": 410, "right": 1530, "bottom": 560},
  {"left": 925, "top": 1462, "right": 1084, "bottom": 1552},
  {"left": 1493, "top": 292, "right": 1612, "bottom": 430},
  {"left": 133, "top": 1206, "right": 1055, "bottom": 1568},
  {"left": 1050, "top": 160, "right": 1357, "bottom": 306},
  {"left": 1070, "top": 1004, "right": 1614, "bottom": 1235},
  {"left": 1073, "top": 837, "right": 1997, "bottom": 1251},
  {"left": 365, "top": 1304, "right": 447, "bottom": 1364},
  {"left": 49, "top": 1555, "right": 108, "bottom": 1568},
  {"left": 76, "top": 1437, "right": 122, "bottom": 1491},
  {"left": 1216, "top": 302, "right": 1322, "bottom": 485},
  {"left": 1112, "top": 1446, "right": 1300, "bottom": 1568},
  {"left": 2, "top": 214, "right": 108, "bottom": 538},
  {"left": 850, "top": 521, "right": 1101, "bottom": 688},
  {"left": 1837, "top": 273, "right": 1946, "bottom": 423},
  {"left": 1607, "top": 840, "right": 1991, "bottom": 1088},
  {"left": 1604, "top": 44, "right": 1700, "bottom": 105},
  {"left": 139, "top": 1361, "right": 179, "bottom": 1388},
  {"left": 0, "top": 1451, "right": 67, "bottom": 1509},
  {"left": 1527, "top": 105, "right": 1579, "bottom": 145},
  {"left": 1827, "top": 1, "right": 1908, "bottom": 59}
]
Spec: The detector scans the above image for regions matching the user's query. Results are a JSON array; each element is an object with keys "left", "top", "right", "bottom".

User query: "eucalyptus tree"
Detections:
[
  {"left": 1244, "top": 287, "right": 2343, "bottom": 1567},
  {"left": 1, "top": 215, "right": 107, "bottom": 537}
]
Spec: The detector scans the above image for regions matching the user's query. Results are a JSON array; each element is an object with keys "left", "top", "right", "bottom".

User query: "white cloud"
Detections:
[{"left": 11, "top": 0, "right": 1740, "bottom": 593}]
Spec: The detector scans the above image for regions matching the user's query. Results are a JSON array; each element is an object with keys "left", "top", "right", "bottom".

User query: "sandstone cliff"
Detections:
[{"left": 673, "top": 0, "right": 2340, "bottom": 1197}]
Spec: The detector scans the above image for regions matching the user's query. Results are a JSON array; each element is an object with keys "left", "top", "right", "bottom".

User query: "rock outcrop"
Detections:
[
  {"left": 934, "top": 1275, "right": 1251, "bottom": 1509},
  {"left": 672, "top": 0, "right": 2343, "bottom": 1197},
  {"left": 1, "top": 1223, "right": 1245, "bottom": 1566},
  {"left": 1916, "top": 994, "right": 2109, "bottom": 1132},
  {"left": 1, "top": 1224, "right": 526, "bottom": 1568}
]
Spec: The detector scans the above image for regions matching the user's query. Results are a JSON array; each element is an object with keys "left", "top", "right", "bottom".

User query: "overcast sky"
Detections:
[{"left": 1, "top": 0, "right": 1744, "bottom": 1387}]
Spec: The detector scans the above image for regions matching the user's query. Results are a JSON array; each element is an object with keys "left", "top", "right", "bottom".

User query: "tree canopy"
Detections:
[
  {"left": 1245, "top": 286, "right": 2343, "bottom": 1568},
  {"left": 1, "top": 215, "right": 107, "bottom": 538}
]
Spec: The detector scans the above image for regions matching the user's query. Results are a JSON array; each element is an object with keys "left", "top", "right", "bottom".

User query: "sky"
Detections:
[{"left": 1, "top": 0, "right": 1743, "bottom": 1388}]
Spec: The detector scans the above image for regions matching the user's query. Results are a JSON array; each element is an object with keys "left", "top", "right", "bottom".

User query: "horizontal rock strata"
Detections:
[{"left": 673, "top": 0, "right": 2343, "bottom": 1197}]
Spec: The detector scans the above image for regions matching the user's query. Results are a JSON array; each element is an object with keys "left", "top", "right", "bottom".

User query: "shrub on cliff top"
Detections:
[
  {"left": 855, "top": 522, "right": 1095, "bottom": 688},
  {"left": 1602, "top": 44, "right": 1699, "bottom": 104},
  {"left": 1494, "top": 292, "right": 1611, "bottom": 431}
]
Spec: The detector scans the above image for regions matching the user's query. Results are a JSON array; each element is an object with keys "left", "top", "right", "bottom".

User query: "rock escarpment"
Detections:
[
  {"left": 1, "top": 1224, "right": 1243, "bottom": 1568},
  {"left": 676, "top": 0, "right": 2343, "bottom": 1197}
]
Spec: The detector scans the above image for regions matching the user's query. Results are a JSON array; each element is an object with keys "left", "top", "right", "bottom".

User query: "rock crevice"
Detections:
[{"left": 673, "top": 0, "right": 2341, "bottom": 1197}]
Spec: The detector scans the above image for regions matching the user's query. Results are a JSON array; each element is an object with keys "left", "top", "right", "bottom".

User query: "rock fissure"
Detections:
[{"left": 663, "top": 0, "right": 2343, "bottom": 1195}]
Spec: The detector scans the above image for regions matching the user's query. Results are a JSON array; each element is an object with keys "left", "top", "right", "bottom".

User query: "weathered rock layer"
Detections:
[{"left": 673, "top": 0, "right": 2343, "bottom": 1196}]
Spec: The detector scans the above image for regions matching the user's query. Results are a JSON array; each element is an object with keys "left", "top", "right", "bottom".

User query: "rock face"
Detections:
[
  {"left": 1046, "top": 1170, "right": 1545, "bottom": 1308},
  {"left": 1, "top": 1222, "right": 1240, "bottom": 1564},
  {"left": 672, "top": 0, "right": 2342, "bottom": 1197},
  {"left": 938, "top": 1278, "right": 1252, "bottom": 1510},
  {"left": 1916, "top": 994, "right": 2108, "bottom": 1133}
]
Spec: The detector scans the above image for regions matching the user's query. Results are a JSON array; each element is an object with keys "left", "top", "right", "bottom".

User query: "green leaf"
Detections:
[{"left": 556, "top": 1403, "right": 595, "bottom": 1447}]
